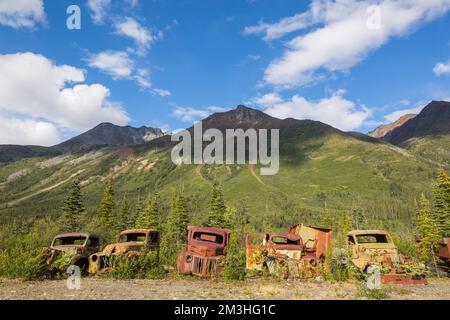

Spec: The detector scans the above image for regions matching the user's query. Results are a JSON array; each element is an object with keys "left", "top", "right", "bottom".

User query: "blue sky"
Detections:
[{"left": 1, "top": 0, "right": 450, "bottom": 145}]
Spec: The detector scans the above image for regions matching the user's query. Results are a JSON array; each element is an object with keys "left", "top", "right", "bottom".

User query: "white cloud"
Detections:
[
  {"left": 254, "top": 90, "right": 371, "bottom": 131},
  {"left": 152, "top": 88, "right": 171, "bottom": 97},
  {"left": 253, "top": 93, "right": 284, "bottom": 106},
  {"left": 85, "top": 51, "right": 170, "bottom": 96},
  {"left": 384, "top": 105, "right": 423, "bottom": 122},
  {"left": 433, "top": 59, "right": 450, "bottom": 75},
  {"left": 173, "top": 106, "right": 228, "bottom": 123},
  {"left": 114, "top": 17, "right": 162, "bottom": 53},
  {"left": 87, "top": 0, "right": 111, "bottom": 24},
  {"left": 245, "top": 0, "right": 450, "bottom": 88},
  {"left": 0, "top": 52, "right": 130, "bottom": 145},
  {"left": 0, "top": 0, "right": 45, "bottom": 28},
  {"left": 86, "top": 51, "right": 134, "bottom": 79},
  {"left": 0, "top": 115, "right": 61, "bottom": 146}
]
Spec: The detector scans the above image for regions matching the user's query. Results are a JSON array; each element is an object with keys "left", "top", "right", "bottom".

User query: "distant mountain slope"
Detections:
[
  {"left": 381, "top": 101, "right": 450, "bottom": 145},
  {"left": 374, "top": 101, "right": 450, "bottom": 166},
  {"left": 54, "top": 123, "right": 165, "bottom": 153},
  {"left": 369, "top": 114, "right": 416, "bottom": 139},
  {"left": 0, "top": 145, "right": 61, "bottom": 164},
  {"left": 0, "top": 105, "right": 441, "bottom": 233}
]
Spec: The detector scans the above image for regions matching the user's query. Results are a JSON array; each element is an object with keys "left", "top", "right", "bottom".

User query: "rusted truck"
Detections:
[
  {"left": 246, "top": 225, "right": 332, "bottom": 278},
  {"left": 437, "top": 237, "right": 450, "bottom": 274},
  {"left": 44, "top": 233, "right": 100, "bottom": 274},
  {"left": 88, "top": 228, "right": 160, "bottom": 274},
  {"left": 177, "top": 226, "right": 231, "bottom": 277},
  {"left": 347, "top": 230, "right": 427, "bottom": 284},
  {"left": 416, "top": 236, "right": 450, "bottom": 276},
  {"left": 289, "top": 224, "right": 332, "bottom": 263}
]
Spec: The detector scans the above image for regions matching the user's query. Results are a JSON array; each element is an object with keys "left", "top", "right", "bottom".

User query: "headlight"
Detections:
[{"left": 186, "top": 255, "right": 193, "bottom": 263}]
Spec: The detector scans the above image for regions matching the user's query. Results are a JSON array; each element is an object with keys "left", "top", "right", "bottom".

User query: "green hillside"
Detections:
[
  {"left": 401, "top": 135, "right": 450, "bottom": 167},
  {"left": 0, "top": 124, "right": 441, "bottom": 234}
]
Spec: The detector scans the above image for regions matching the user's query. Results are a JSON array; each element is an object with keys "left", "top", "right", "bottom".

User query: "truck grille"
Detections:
[{"left": 192, "top": 256, "right": 220, "bottom": 276}]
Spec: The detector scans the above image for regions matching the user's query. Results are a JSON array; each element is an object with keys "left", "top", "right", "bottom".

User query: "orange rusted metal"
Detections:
[
  {"left": 44, "top": 232, "right": 100, "bottom": 274},
  {"left": 176, "top": 226, "right": 231, "bottom": 277},
  {"left": 88, "top": 229, "right": 160, "bottom": 274},
  {"left": 349, "top": 230, "right": 428, "bottom": 284},
  {"left": 289, "top": 224, "right": 332, "bottom": 260},
  {"left": 381, "top": 274, "right": 428, "bottom": 285},
  {"left": 438, "top": 237, "right": 450, "bottom": 261},
  {"left": 246, "top": 230, "right": 324, "bottom": 278}
]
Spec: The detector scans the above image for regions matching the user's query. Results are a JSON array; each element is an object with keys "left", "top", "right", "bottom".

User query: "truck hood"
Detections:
[{"left": 103, "top": 242, "right": 144, "bottom": 254}]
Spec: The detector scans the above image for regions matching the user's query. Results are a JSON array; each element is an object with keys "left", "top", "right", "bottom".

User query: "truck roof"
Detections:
[
  {"left": 53, "top": 232, "right": 98, "bottom": 239},
  {"left": 187, "top": 226, "right": 231, "bottom": 235},
  {"left": 347, "top": 230, "right": 390, "bottom": 236}
]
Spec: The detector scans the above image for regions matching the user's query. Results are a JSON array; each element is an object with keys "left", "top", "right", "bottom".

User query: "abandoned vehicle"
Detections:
[
  {"left": 246, "top": 225, "right": 332, "bottom": 278},
  {"left": 44, "top": 233, "right": 100, "bottom": 274},
  {"left": 288, "top": 224, "right": 332, "bottom": 262},
  {"left": 88, "top": 229, "right": 160, "bottom": 274},
  {"left": 437, "top": 237, "right": 450, "bottom": 275},
  {"left": 177, "top": 226, "right": 231, "bottom": 277},
  {"left": 347, "top": 230, "right": 427, "bottom": 284}
]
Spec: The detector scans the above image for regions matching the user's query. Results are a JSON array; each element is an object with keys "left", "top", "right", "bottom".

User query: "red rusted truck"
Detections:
[{"left": 176, "top": 226, "right": 231, "bottom": 277}]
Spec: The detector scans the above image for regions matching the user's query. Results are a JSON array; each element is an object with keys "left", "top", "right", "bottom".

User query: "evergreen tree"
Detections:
[
  {"left": 338, "top": 210, "right": 353, "bottom": 247},
  {"left": 98, "top": 179, "right": 115, "bottom": 227},
  {"left": 261, "top": 202, "right": 272, "bottom": 232},
  {"left": 320, "top": 209, "right": 334, "bottom": 230},
  {"left": 432, "top": 169, "right": 450, "bottom": 237},
  {"left": 135, "top": 193, "right": 160, "bottom": 230},
  {"left": 160, "top": 191, "right": 189, "bottom": 265},
  {"left": 61, "top": 179, "right": 85, "bottom": 231},
  {"left": 416, "top": 194, "right": 441, "bottom": 262},
  {"left": 117, "top": 196, "right": 132, "bottom": 231},
  {"left": 224, "top": 206, "right": 238, "bottom": 230},
  {"left": 221, "top": 232, "right": 246, "bottom": 281},
  {"left": 207, "top": 183, "right": 226, "bottom": 227}
]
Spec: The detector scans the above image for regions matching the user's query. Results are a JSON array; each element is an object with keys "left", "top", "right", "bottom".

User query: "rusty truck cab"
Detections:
[
  {"left": 88, "top": 229, "right": 160, "bottom": 274},
  {"left": 177, "top": 226, "right": 231, "bottom": 277}
]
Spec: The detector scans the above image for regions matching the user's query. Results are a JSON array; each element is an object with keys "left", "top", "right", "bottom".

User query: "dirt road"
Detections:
[{"left": 0, "top": 278, "right": 449, "bottom": 300}]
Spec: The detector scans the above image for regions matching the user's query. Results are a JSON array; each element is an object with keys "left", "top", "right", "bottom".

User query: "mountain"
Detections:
[
  {"left": 0, "top": 105, "right": 441, "bottom": 233},
  {"left": 368, "top": 114, "right": 416, "bottom": 139},
  {"left": 380, "top": 101, "right": 450, "bottom": 145},
  {"left": 54, "top": 123, "right": 166, "bottom": 153},
  {"left": 0, "top": 145, "right": 61, "bottom": 164},
  {"left": 374, "top": 101, "right": 450, "bottom": 166}
]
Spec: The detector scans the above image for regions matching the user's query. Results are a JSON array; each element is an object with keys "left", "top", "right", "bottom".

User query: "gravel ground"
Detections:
[{"left": 0, "top": 277, "right": 449, "bottom": 300}]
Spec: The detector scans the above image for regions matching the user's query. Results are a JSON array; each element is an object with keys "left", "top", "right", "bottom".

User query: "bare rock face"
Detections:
[{"left": 369, "top": 114, "right": 417, "bottom": 139}]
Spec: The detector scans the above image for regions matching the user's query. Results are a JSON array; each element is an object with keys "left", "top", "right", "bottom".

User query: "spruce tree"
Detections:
[
  {"left": 135, "top": 193, "right": 160, "bottom": 230},
  {"left": 432, "top": 169, "right": 450, "bottom": 237},
  {"left": 416, "top": 193, "right": 441, "bottom": 262},
  {"left": 160, "top": 191, "right": 189, "bottom": 265},
  {"left": 207, "top": 183, "right": 226, "bottom": 228},
  {"left": 261, "top": 202, "right": 271, "bottom": 232},
  {"left": 117, "top": 196, "right": 131, "bottom": 231},
  {"left": 338, "top": 210, "right": 353, "bottom": 247},
  {"left": 320, "top": 209, "right": 334, "bottom": 230},
  {"left": 98, "top": 179, "right": 115, "bottom": 227},
  {"left": 61, "top": 179, "right": 85, "bottom": 231}
]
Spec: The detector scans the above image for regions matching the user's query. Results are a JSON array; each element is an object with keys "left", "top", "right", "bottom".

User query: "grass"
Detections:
[{"left": 0, "top": 131, "right": 440, "bottom": 234}]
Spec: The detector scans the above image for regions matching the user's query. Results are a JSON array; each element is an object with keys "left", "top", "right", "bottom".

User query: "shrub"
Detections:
[
  {"left": 108, "top": 250, "right": 165, "bottom": 279},
  {"left": 356, "top": 283, "right": 389, "bottom": 300},
  {"left": 221, "top": 233, "right": 246, "bottom": 281},
  {"left": 0, "top": 218, "right": 59, "bottom": 280},
  {"left": 0, "top": 241, "right": 48, "bottom": 280}
]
